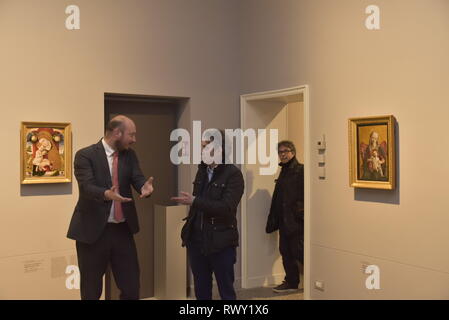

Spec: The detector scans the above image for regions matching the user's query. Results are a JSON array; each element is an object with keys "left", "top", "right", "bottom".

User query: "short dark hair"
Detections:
[
  {"left": 105, "top": 119, "right": 125, "bottom": 135},
  {"left": 277, "top": 140, "right": 296, "bottom": 154}
]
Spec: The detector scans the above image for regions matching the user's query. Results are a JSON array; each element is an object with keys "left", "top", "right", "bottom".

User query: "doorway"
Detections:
[
  {"left": 104, "top": 93, "right": 188, "bottom": 299},
  {"left": 240, "top": 86, "right": 310, "bottom": 299}
]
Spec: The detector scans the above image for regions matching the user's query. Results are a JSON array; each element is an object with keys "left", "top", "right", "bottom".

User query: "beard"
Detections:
[{"left": 114, "top": 138, "right": 127, "bottom": 151}]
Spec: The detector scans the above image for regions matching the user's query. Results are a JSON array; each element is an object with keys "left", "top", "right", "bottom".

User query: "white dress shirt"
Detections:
[
  {"left": 207, "top": 166, "right": 215, "bottom": 182},
  {"left": 102, "top": 138, "right": 125, "bottom": 223}
]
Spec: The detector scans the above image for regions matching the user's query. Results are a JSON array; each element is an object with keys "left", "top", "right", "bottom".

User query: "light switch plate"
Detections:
[
  {"left": 318, "top": 153, "right": 325, "bottom": 164},
  {"left": 318, "top": 166, "right": 325, "bottom": 179}
]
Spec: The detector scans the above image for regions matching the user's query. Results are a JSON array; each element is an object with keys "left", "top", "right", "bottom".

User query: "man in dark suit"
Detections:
[
  {"left": 67, "top": 115, "right": 154, "bottom": 300},
  {"left": 172, "top": 130, "right": 244, "bottom": 300},
  {"left": 266, "top": 140, "right": 304, "bottom": 293}
]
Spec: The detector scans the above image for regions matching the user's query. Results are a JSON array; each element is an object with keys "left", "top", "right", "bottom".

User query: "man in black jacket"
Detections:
[
  {"left": 67, "top": 115, "right": 154, "bottom": 300},
  {"left": 172, "top": 131, "right": 244, "bottom": 300},
  {"left": 266, "top": 140, "right": 304, "bottom": 293}
]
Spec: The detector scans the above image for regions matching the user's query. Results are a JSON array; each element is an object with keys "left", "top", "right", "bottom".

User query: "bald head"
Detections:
[
  {"left": 105, "top": 115, "right": 137, "bottom": 151},
  {"left": 106, "top": 115, "right": 135, "bottom": 135}
]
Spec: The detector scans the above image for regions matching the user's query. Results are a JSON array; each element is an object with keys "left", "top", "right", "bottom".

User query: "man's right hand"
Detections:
[{"left": 104, "top": 186, "right": 133, "bottom": 202}]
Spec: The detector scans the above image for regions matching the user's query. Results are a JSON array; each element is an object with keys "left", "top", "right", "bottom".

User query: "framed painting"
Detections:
[
  {"left": 20, "top": 122, "right": 72, "bottom": 184},
  {"left": 348, "top": 115, "right": 396, "bottom": 190}
]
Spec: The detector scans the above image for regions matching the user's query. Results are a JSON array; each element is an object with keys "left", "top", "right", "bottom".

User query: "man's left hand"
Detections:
[{"left": 140, "top": 177, "right": 154, "bottom": 198}]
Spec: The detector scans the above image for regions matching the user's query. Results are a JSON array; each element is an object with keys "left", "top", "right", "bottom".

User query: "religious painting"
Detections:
[
  {"left": 348, "top": 115, "right": 396, "bottom": 190},
  {"left": 21, "top": 122, "right": 72, "bottom": 184}
]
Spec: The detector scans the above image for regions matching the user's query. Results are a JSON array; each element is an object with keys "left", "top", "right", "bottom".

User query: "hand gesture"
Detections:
[
  {"left": 171, "top": 191, "right": 195, "bottom": 205},
  {"left": 140, "top": 177, "right": 154, "bottom": 198},
  {"left": 104, "top": 186, "right": 132, "bottom": 202}
]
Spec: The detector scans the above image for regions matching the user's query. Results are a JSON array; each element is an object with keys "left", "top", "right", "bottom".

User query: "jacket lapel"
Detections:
[
  {"left": 95, "top": 140, "right": 113, "bottom": 188},
  {"left": 208, "top": 164, "right": 225, "bottom": 185}
]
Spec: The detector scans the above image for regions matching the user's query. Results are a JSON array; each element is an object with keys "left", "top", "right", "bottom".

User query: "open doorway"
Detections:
[
  {"left": 240, "top": 86, "right": 310, "bottom": 299},
  {"left": 104, "top": 93, "right": 189, "bottom": 300}
]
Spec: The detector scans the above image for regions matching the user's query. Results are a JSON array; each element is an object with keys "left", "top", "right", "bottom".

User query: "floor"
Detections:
[
  {"left": 211, "top": 285, "right": 304, "bottom": 300},
  {"left": 144, "top": 285, "right": 304, "bottom": 300},
  {"left": 235, "top": 286, "right": 303, "bottom": 300}
]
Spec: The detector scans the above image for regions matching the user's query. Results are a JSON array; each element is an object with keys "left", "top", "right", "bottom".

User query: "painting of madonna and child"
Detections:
[
  {"left": 21, "top": 122, "right": 72, "bottom": 184},
  {"left": 349, "top": 116, "right": 396, "bottom": 190}
]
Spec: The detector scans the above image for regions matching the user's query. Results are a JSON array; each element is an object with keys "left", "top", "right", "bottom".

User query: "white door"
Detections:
[{"left": 240, "top": 86, "right": 310, "bottom": 298}]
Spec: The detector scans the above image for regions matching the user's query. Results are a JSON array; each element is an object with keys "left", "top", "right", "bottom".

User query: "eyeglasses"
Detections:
[{"left": 278, "top": 149, "right": 291, "bottom": 155}]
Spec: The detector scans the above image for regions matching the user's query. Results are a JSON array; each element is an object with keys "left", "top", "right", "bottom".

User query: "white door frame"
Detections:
[{"left": 240, "top": 85, "right": 311, "bottom": 299}]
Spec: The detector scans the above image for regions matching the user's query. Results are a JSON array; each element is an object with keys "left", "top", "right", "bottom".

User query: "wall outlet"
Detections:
[
  {"left": 314, "top": 280, "right": 325, "bottom": 291},
  {"left": 318, "top": 166, "right": 326, "bottom": 179}
]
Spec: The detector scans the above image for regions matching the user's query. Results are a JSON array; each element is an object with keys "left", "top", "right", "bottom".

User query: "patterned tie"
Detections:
[{"left": 112, "top": 151, "right": 124, "bottom": 221}]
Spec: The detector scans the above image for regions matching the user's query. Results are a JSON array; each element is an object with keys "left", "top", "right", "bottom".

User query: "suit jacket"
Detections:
[
  {"left": 266, "top": 157, "right": 304, "bottom": 236},
  {"left": 67, "top": 140, "right": 147, "bottom": 244},
  {"left": 181, "top": 163, "right": 244, "bottom": 255}
]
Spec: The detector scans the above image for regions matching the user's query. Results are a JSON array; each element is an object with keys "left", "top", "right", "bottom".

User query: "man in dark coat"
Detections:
[
  {"left": 266, "top": 140, "right": 304, "bottom": 293},
  {"left": 67, "top": 115, "right": 154, "bottom": 300},
  {"left": 172, "top": 130, "right": 244, "bottom": 300}
]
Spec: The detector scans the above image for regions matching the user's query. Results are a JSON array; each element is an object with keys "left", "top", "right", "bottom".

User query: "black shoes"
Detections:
[{"left": 272, "top": 281, "right": 299, "bottom": 293}]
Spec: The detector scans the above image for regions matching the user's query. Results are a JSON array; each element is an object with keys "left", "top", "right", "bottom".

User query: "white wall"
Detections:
[
  {"left": 3, "top": 0, "right": 449, "bottom": 300},
  {"left": 243, "top": 100, "right": 287, "bottom": 287},
  {"left": 287, "top": 101, "right": 304, "bottom": 164},
  {"left": 0, "top": 0, "right": 241, "bottom": 299},
  {"left": 239, "top": 0, "right": 449, "bottom": 299},
  {"left": 242, "top": 98, "right": 305, "bottom": 288}
]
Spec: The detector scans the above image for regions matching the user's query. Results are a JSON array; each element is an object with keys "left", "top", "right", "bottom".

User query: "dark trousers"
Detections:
[
  {"left": 279, "top": 229, "right": 301, "bottom": 287},
  {"left": 76, "top": 223, "right": 140, "bottom": 300},
  {"left": 187, "top": 242, "right": 237, "bottom": 300}
]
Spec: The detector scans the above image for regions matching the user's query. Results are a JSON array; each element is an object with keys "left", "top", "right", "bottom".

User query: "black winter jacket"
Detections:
[
  {"left": 181, "top": 163, "right": 244, "bottom": 255},
  {"left": 266, "top": 157, "right": 304, "bottom": 236}
]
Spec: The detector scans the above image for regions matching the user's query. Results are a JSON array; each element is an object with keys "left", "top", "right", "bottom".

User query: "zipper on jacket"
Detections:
[
  {"left": 201, "top": 181, "right": 212, "bottom": 231},
  {"left": 201, "top": 212, "right": 204, "bottom": 231}
]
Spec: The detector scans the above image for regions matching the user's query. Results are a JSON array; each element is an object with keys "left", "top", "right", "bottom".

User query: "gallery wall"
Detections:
[
  {"left": 0, "top": 0, "right": 241, "bottom": 299},
  {"left": 2, "top": 0, "right": 449, "bottom": 300},
  {"left": 239, "top": 0, "right": 449, "bottom": 299},
  {"left": 287, "top": 101, "right": 304, "bottom": 164}
]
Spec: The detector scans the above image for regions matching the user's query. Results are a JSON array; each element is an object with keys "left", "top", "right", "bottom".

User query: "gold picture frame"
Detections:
[
  {"left": 20, "top": 122, "right": 72, "bottom": 184},
  {"left": 349, "top": 115, "right": 396, "bottom": 190}
]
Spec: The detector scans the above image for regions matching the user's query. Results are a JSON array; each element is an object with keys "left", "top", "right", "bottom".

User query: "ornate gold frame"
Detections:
[
  {"left": 20, "top": 122, "right": 72, "bottom": 184},
  {"left": 348, "top": 115, "right": 396, "bottom": 190}
]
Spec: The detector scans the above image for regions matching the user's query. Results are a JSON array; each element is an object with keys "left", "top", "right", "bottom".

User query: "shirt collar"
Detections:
[
  {"left": 279, "top": 156, "right": 296, "bottom": 168},
  {"left": 102, "top": 138, "right": 116, "bottom": 157},
  {"left": 207, "top": 164, "right": 218, "bottom": 171}
]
